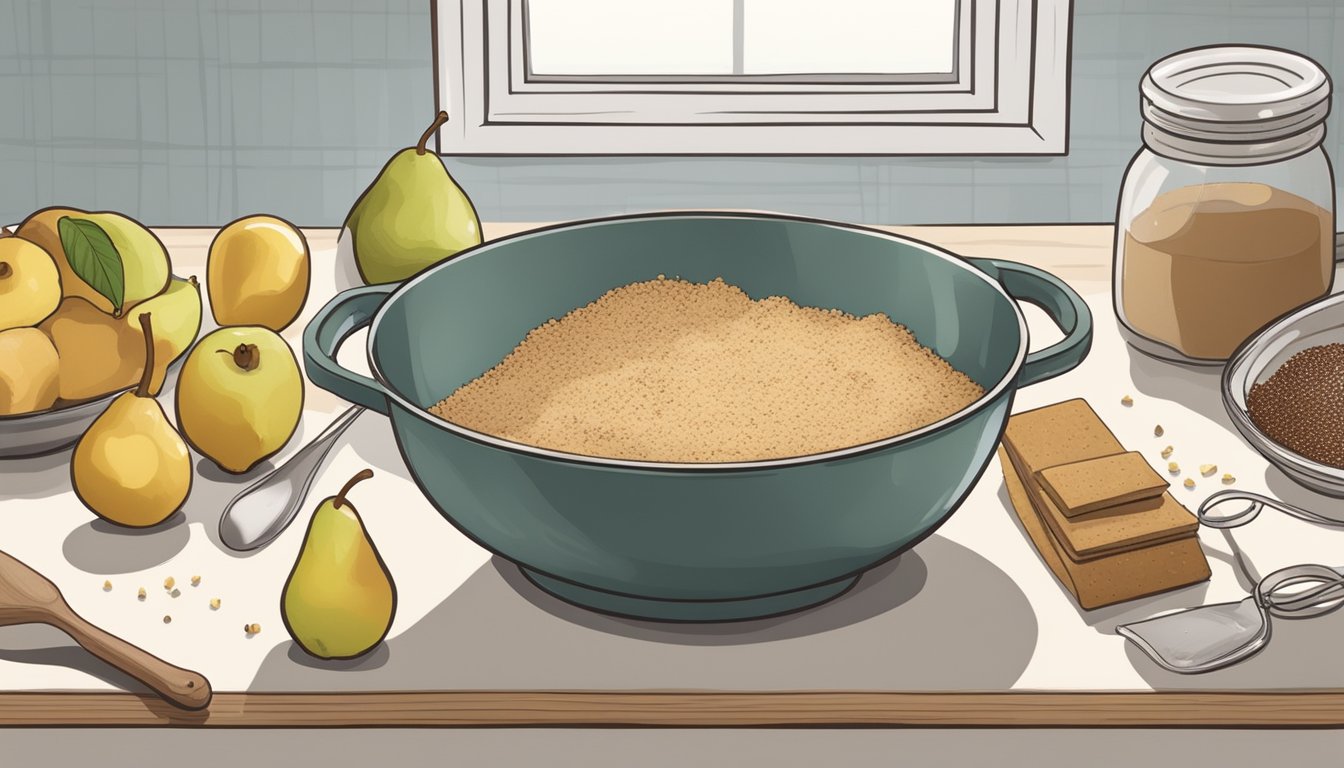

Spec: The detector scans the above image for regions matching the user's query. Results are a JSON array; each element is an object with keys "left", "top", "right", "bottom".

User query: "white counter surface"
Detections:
[{"left": 2, "top": 223, "right": 1339, "bottom": 727}]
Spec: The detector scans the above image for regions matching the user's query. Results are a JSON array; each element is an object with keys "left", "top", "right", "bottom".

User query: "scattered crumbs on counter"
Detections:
[
  {"left": 210, "top": 598, "right": 221, "bottom": 610},
  {"left": 137, "top": 587, "right": 146, "bottom": 601},
  {"left": 1200, "top": 464, "right": 1217, "bottom": 477},
  {"left": 1222, "top": 473, "right": 1237, "bottom": 485},
  {"left": 1168, "top": 461, "right": 1180, "bottom": 475},
  {"left": 102, "top": 580, "right": 112, "bottom": 592},
  {"left": 244, "top": 623, "right": 261, "bottom": 635},
  {"left": 1121, "top": 395, "right": 1134, "bottom": 407},
  {"left": 1183, "top": 478, "right": 1195, "bottom": 490},
  {"left": 1161, "top": 446, "right": 1174, "bottom": 459},
  {"left": 163, "top": 576, "right": 175, "bottom": 590},
  {"left": 1154, "top": 424, "right": 1164, "bottom": 437},
  {"left": 163, "top": 615, "right": 172, "bottom": 624},
  {"left": 191, "top": 575, "right": 201, "bottom": 587},
  {"left": 170, "top": 588, "right": 181, "bottom": 598}
]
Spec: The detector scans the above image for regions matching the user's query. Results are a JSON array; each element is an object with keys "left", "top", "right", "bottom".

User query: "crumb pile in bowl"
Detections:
[{"left": 430, "top": 276, "right": 985, "bottom": 462}]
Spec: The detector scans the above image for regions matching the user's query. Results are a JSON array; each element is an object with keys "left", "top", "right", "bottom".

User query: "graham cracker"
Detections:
[
  {"left": 1004, "top": 401, "right": 1198, "bottom": 561},
  {"left": 1037, "top": 452, "right": 1169, "bottom": 517},
  {"left": 999, "top": 447, "right": 1209, "bottom": 610}
]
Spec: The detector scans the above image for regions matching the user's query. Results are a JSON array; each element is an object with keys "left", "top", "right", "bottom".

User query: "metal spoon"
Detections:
[
  {"left": 1118, "top": 563, "right": 1344, "bottom": 674},
  {"left": 218, "top": 406, "right": 363, "bottom": 551},
  {"left": 1118, "top": 490, "right": 1344, "bottom": 674}
]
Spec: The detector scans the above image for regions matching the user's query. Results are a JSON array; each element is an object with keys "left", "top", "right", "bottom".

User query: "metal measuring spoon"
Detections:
[
  {"left": 217, "top": 406, "right": 364, "bottom": 551},
  {"left": 1118, "top": 490, "right": 1344, "bottom": 674},
  {"left": 1118, "top": 563, "right": 1344, "bottom": 674}
]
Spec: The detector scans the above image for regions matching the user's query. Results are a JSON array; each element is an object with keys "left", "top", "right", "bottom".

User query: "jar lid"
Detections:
[{"left": 1141, "top": 46, "right": 1331, "bottom": 159}]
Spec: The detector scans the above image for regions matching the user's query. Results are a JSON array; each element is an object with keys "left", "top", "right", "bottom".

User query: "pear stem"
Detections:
[
  {"left": 333, "top": 469, "right": 374, "bottom": 510},
  {"left": 217, "top": 344, "right": 260, "bottom": 372},
  {"left": 135, "top": 313, "right": 156, "bottom": 398},
  {"left": 416, "top": 111, "right": 449, "bottom": 155}
]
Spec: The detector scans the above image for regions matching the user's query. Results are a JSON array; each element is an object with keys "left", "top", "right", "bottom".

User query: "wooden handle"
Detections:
[{"left": 52, "top": 608, "right": 212, "bottom": 711}]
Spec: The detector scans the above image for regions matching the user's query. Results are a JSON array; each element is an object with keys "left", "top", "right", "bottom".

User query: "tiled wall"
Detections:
[
  {"left": 3, "top": 0, "right": 1343, "bottom": 226},
  {"left": 0, "top": 0, "right": 430, "bottom": 226}
]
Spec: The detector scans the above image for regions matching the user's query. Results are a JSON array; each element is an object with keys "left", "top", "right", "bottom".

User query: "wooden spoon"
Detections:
[{"left": 0, "top": 550, "right": 212, "bottom": 710}]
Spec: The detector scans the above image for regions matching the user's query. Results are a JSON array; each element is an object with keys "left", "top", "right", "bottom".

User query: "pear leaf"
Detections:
[{"left": 58, "top": 216, "right": 125, "bottom": 313}]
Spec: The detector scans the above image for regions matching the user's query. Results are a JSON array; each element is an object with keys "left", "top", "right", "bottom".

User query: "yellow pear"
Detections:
[
  {"left": 208, "top": 215, "right": 310, "bottom": 331},
  {"left": 41, "top": 277, "right": 203, "bottom": 401},
  {"left": 71, "top": 313, "right": 192, "bottom": 528},
  {"left": 175, "top": 326, "right": 303, "bottom": 473},
  {"left": 17, "top": 207, "right": 171, "bottom": 317},
  {"left": 0, "top": 327, "right": 60, "bottom": 415},
  {"left": 282, "top": 469, "right": 396, "bottom": 659},
  {"left": 0, "top": 235, "right": 61, "bottom": 329},
  {"left": 40, "top": 297, "right": 141, "bottom": 402}
]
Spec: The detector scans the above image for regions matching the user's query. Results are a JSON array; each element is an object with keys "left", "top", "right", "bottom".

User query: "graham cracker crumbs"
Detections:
[
  {"left": 191, "top": 575, "right": 201, "bottom": 587},
  {"left": 1183, "top": 478, "right": 1195, "bottom": 489},
  {"left": 1161, "top": 446, "right": 1174, "bottom": 459},
  {"left": 210, "top": 598, "right": 221, "bottom": 610},
  {"left": 137, "top": 587, "right": 146, "bottom": 601},
  {"left": 1154, "top": 424, "right": 1164, "bottom": 437},
  {"left": 102, "top": 580, "right": 112, "bottom": 592},
  {"left": 1222, "top": 473, "right": 1236, "bottom": 485},
  {"left": 1168, "top": 461, "right": 1180, "bottom": 475},
  {"left": 244, "top": 623, "right": 260, "bottom": 635},
  {"left": 1200, "top": 464, "right": 1217, "bottom": 477},
  {"left": 1121, "top": 395, "right": 1134, "bottom": 407},
  {"left": 431, "top": 276, "right": 985, "bottom": 462},
  {"left": 163, "top": 576, "right": 175, "bottom": 590}
]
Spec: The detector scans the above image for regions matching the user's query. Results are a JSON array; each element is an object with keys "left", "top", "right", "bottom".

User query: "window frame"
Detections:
[{"left": 434, "top": 0, "right": 1073, "bottom": 155}]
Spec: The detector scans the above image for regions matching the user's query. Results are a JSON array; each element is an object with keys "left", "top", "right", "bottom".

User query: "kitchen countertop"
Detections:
[{"left": 2, "top": 222, "right": 1342, "bottom": 727}]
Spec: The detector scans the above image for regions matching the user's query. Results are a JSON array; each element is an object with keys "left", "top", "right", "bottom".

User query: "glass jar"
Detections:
[{"left": 1115, "top": 46, "right": 1336, "bottom": 364}]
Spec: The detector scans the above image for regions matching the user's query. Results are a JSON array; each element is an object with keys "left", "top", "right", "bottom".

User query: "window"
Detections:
[{"left": 434, "top": 0, "right": 1072, "bottom": 155}]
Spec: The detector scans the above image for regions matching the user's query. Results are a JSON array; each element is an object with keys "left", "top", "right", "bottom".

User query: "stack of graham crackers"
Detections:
[{"left": 998, "top": 398, "right": 1210, "bottom": 610}]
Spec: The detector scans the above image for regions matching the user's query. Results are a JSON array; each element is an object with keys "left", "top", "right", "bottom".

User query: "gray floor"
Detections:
[{"left": 5, "top": 729, "right": 1341, "bottom": 767}]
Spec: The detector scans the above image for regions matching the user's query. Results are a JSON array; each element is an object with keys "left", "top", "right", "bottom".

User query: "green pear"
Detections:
[
  {"left": 281, "top": 469, "right": 396, "bottom": 660},
  {"left": 344, "top": 112, "right": 482, "bottom": 285}
]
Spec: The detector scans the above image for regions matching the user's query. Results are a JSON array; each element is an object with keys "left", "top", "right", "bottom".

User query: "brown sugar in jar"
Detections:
[
  {"left": 1115, "top": 46, "right": 1336, "bottom": 364},
  {"left": 1120, "top": 182, "right": 1333, "bottom": 361}
]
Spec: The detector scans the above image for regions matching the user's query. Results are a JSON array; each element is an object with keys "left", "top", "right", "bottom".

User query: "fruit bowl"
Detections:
[{"left": 3, "top": 207, "right": 203, "bottom": 459}]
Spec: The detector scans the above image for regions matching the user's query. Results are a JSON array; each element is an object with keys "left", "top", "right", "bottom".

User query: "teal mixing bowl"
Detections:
[{"left": 304, "top": 213, "right": 1091, "bottom": 621}]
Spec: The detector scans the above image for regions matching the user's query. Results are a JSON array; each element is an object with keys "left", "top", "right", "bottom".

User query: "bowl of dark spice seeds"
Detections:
[{"left": 1225, "top": 290, "right": 1344, "bottom": 497}]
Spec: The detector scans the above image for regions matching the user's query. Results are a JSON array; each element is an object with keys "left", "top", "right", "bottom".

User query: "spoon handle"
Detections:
[
  {"left": 49, "top": 605, "right": 212, "bottom": 710},
  {"left": 218, "top": 405, "right": 364, "bottom": 551}
]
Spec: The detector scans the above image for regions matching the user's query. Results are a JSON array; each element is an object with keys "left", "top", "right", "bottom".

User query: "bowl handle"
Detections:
[
  {"left": 302, "top": 284, "right": 396, "bottom": 415},
  {"left": 971, "top": 258, "right": 1093, "bottom": 387}
]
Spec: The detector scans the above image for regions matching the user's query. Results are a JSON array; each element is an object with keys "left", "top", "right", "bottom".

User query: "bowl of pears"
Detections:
[{"left": 0, "top": 208, "right": 202, "bottom": 458}]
